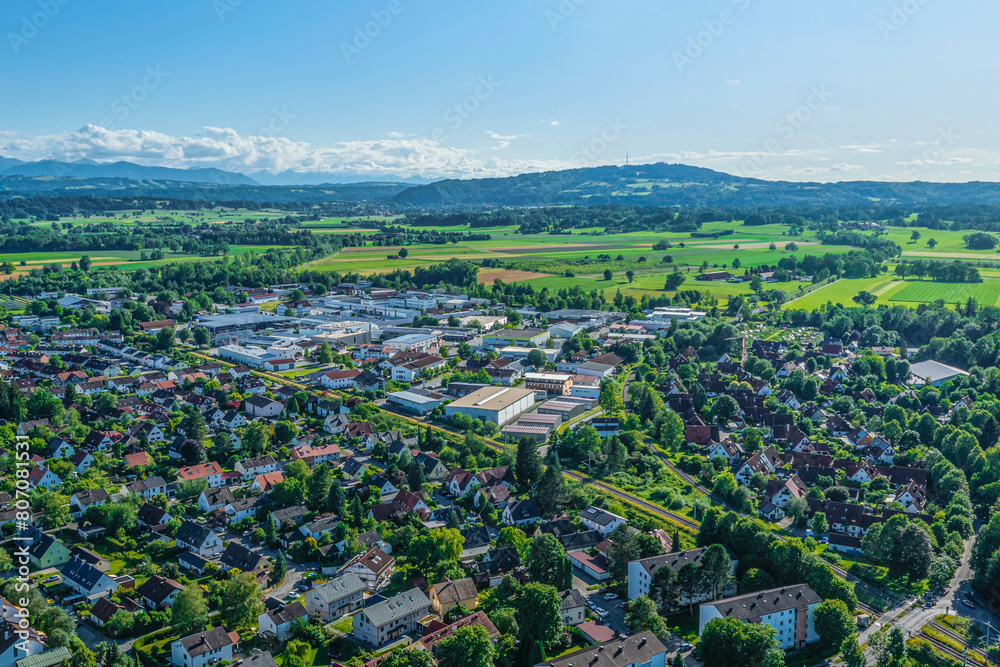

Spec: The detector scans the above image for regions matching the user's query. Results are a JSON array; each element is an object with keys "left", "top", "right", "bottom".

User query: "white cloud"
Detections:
[
  {"left": 0, "top": 125, "right": 572, "bottom": 180},
  {"left": 727, "top": 80, "right": 742, "bottom": 85},
  {"left": 484, "top": 130, "right": 524, "bottom": 149}
]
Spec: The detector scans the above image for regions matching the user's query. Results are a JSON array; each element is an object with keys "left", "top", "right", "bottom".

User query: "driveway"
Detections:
[{"left": 571, "top": 573, "right": 627, "bottom": 635}]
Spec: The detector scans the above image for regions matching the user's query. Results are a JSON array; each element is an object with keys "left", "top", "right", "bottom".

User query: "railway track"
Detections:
[
  {"left": 920, "top": 627, "right": 986, "bottom": 665},
  {"left": 929, "top": 621, "right": 988, "bottom": 660},
  {"left": 563, "top": 471, "right": 701, "bottom": 530}
]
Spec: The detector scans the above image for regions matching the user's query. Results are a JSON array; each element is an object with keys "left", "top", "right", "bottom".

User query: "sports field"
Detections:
[{"left": 889, "top": 281, "right": 1000, "bottom": 305}]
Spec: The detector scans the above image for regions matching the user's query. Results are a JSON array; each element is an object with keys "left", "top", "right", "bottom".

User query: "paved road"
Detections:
[{"left": 858, "top": 536, "right": 999, "bottom": 664}]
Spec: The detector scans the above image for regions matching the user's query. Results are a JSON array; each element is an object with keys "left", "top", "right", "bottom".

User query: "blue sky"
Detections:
[{"left": 0, "top": 0, "right": 994, "bottom": 182}]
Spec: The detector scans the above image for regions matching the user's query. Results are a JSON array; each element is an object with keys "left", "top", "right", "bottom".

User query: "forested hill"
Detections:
[
  {"left": 9, "top": 161, "right": 1000, "bottom": 207},
  {"left": 391, "top": 162, "right": 1000, "bottom": 208}
]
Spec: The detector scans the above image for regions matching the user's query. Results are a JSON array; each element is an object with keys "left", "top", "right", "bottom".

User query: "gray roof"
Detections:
[
  {"left": 704, "top": 584, "right": 821, "bottom": 621},
  {"left": 538, "top": 632, "right": 667, "bottom": 667},
  {"left": 22, "top": 526, "right": 59, "bottom": 559},
  {"left": 201, "top": 486, "right": 235, "bottom": 506},
  {"left": 632, "top": 547, "right": 735, "bottom": 577},
  {"left": 908, "top": 360, "right": 969, "bottom": 383},
  {"left": 265, "top": 601, "right": 308, "bottom": 626},
  {"left": 429, "top": 577, "right": 478, "bottom": 605},
  {"left": 175, "top": 520, "right": 212, "bottom": 547},
  {"left": 240, "top": 652, "right": 278, "bottom": 667},
  {"left": 61, "top": 556, "right": 111, "bottom": 591},
  {"left": 579, "top": 506, "right": 624, "bottom": 527},
  {"left": 558, "top": 588, "right": 588, "bottom": 611},
  {"left": 176, "top": 626, "right": 236, "bottom": 657},
  {"left": 362, "top": 588, "right": 430, "bottom": 626},
  {"left": 311, "top": 573, "right": 367, "bottom": 603},
  {"left": 220, "top": 542, "right": 268, "bottom": 571}
]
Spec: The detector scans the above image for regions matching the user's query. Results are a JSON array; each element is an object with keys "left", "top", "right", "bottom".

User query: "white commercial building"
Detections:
[{"left": 445, "top": 386, "right": 535, "bottom": 426}]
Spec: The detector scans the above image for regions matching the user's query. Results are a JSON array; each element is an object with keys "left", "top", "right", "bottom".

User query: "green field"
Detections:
[
  {"left": 783, "top": 276, "right": 901, "bottom": 310},
  {"left": 889, "top": 280, "right": 1000, "bottom": 305}
]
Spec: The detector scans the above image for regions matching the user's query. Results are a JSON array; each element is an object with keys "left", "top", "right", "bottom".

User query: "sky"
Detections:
[{"left": 0, "top": 0, "right": 996, "bottom": 183}]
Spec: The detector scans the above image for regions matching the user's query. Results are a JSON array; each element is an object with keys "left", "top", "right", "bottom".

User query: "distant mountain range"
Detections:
[
  {"left": 0, "top": 159, "right": 260, "bottom": 185},
  {"left": 5, "top": 158, "right": 1000, "bottom": 208}
]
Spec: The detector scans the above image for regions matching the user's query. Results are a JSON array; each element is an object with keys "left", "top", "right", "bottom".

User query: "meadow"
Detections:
[
  {"left": 0, "top": 245, "right": 293, "bottom": 279},
  {"left": 12, "top": 212, "right": 1000, "bottom": 313},
  {"left": 785, "top": 274, "right": 1000, "bottom": 311}
]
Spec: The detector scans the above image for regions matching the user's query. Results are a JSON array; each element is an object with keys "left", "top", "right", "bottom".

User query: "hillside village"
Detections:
[{"left": 3, "top": 279, "right": 988, "bottom": 667}]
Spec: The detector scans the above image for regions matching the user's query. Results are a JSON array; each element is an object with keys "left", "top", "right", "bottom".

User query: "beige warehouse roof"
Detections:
[{"left": 448, "top": 386, "right": 535, "bottom": 411}]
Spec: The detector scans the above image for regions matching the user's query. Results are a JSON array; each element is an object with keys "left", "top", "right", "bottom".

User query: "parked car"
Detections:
[
  {"left": 43, "top": 575, "right": 59, "bottom": 584},
  {"left": 603, "top": 593, "right": 619, "bottom": 600}
]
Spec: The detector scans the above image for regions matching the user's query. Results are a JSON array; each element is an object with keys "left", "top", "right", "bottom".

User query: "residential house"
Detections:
[
  {"left": 61, "top": 556, "right": 119, "bottom": 599},
  {"left": 23, "top": 527, "right": 70, "bottom": 568},
  {"left": 234, "top": 456, "right": 277, "bottom": 480},
  {"left": 174, "top": 521, "right": 223, "bottom": 557},
  {"left": 137, "top": 576, "right": 184, "bottom": 610},
  {"left": 578, "top": 506, "right": 627, "bottom": 537},
  {"left": 352, "top": 588, "right": 431, "bottom": 648},
  {"left": 69, "top": 488, "right": 109, "bottom": 519},
  {"left": 558, "top": 589, "right": 588, "bottom": 626},
  {"left": 305, "top": 573, "right": 367, "bottom": 623},
  {"left": 177, "top": 461, "right": 225, "bottom": 488},
  {"left": 244, "top": 395, "right": 283, "bottom": 418},
  {"left": 428, "top": 577, "right": 478, "bottom": 616},
  {"left": 170, "top": 626, "right": 239, "bottom": 667},
  {"left": 258, "top": 602, "right": 308, "bottom": 642},
  {"left": 339, "top": 547, "right": 395, "bottom": 591},
  {"left": 198, "top": 487, "right": 235, "bottom": 513},
  {"left": 503, "top": 499, "right": 541, "bottom": 526}
]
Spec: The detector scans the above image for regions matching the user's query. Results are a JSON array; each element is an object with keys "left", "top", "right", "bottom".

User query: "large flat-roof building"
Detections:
[
  {"left": 194, "top": 313, "right": 297, "bottom": 343},
  {"left": 482, "top": 329, "right": 551, "bottom": 348},
  {"left": 445, "top": 386, "right": 536, "bottom": 426},
  {"left": 908, "top": 360, "right": 970, "bottom": 387},
  {"left": 633, "top": 307, "right": 707, "bottom": 329},
  {"left": 524, "top": 373, "right": 573, "bottom": 396}
]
